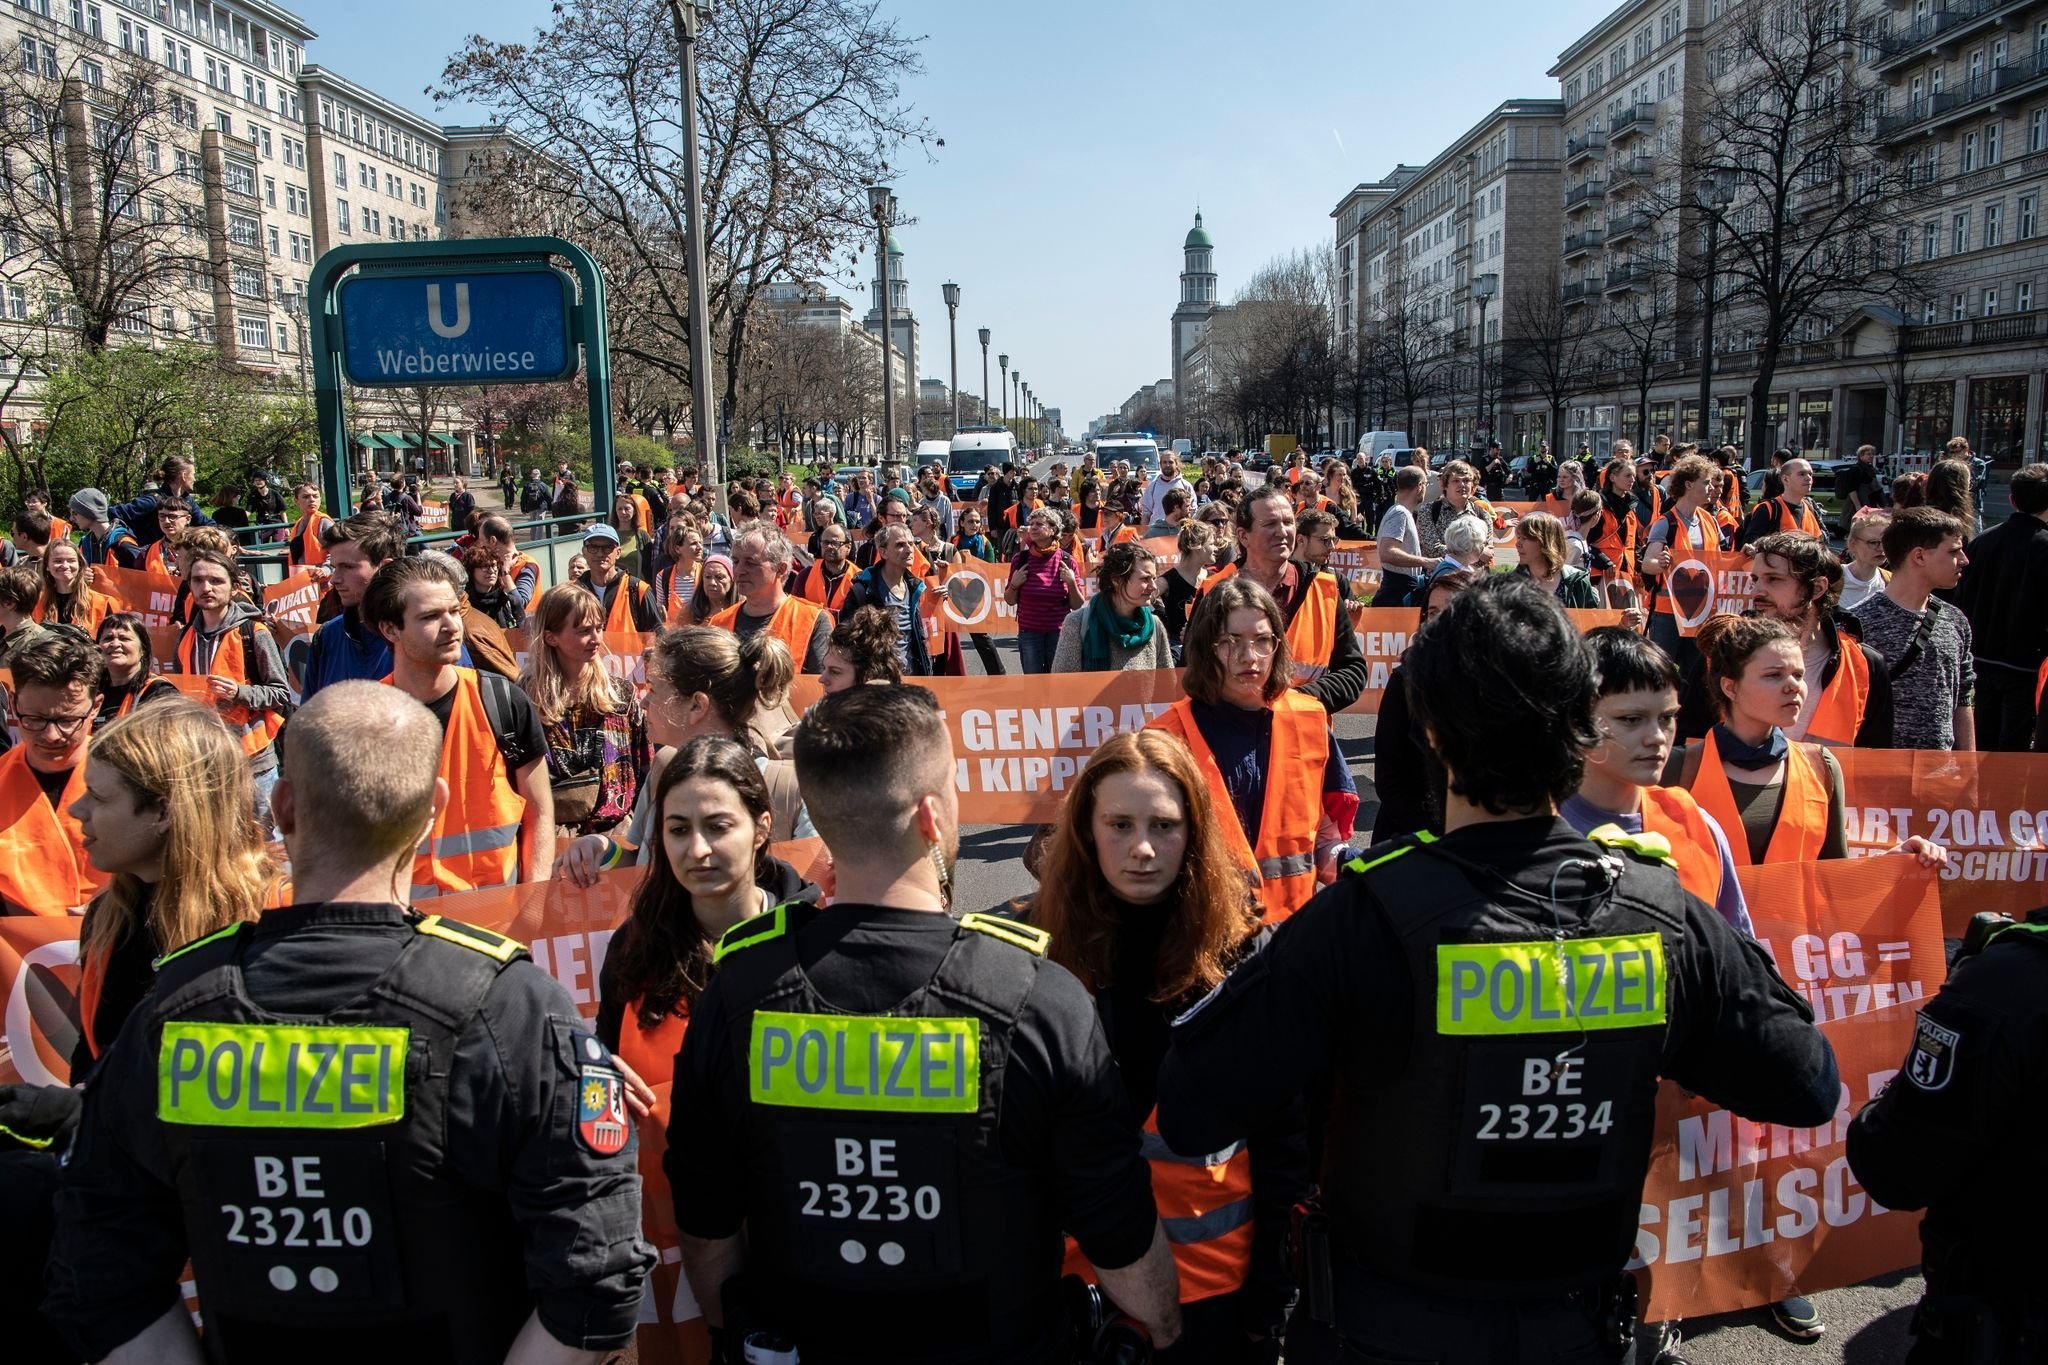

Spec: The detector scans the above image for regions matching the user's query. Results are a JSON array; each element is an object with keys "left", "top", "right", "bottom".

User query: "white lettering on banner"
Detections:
[
  {"left": 957, "top": 703, "right": 1170, "bottom": 753},
  {"left": 374, "top": 346, "right": 540, "bottom": 378},
  {"left": 526, "top": 929, "right": 616, "bottom": 1008},
  {"left": 1631, "top": 1072, "right": 1899, "bottom": 1271},
  {"left": 1843, "top": 805, "right": 2048, "bottom": 885},
  {"left": 1753, "top": 930, "right": 1928, "bottom": 1023},
  {"left": 1359, "top": 630, "right": 1411, "bottom": 656}
]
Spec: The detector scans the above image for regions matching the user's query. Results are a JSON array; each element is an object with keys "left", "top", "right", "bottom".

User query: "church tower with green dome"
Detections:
[
  {"left": 1171, "top": 212, "right": 1219, "bottom": 419},
  {"left": 863, "top": 229, "right": 920, "bottom": 440}
]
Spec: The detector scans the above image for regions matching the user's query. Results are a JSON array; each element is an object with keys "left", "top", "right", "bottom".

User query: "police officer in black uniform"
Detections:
[
  {"left": 668, "top": 684, "right": 1182, "bottom": 1363},
  {"left": 46, "top": 681, "right": 652, "bottom": 1365},
  {"left": 1156, "top": 577, "right": 1841, "bottom": 1363},
  {"left": 1848, "top": 910, "right": 2048, "bottom": 1362}
]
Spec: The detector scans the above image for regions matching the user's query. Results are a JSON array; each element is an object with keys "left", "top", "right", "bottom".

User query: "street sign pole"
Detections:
[{"left": 307, "top": 236, "right": 612, "bottom": 521}]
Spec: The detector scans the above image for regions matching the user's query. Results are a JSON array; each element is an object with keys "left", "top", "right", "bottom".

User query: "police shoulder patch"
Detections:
[
  {"left": 414, "top": 914, "right": 524, "bottom": 962},
  {"left": 958, "top": 912, "right": 1048, "bottom": 956},
  {"left": 570, "top": 1029, "right": 630, "bottom": 1156},
  {"left": 1905, "top": 1013, "right": 1961, "bottom": 1092}
]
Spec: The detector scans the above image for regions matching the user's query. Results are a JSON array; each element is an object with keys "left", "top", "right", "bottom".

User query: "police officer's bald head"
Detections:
[{"left": 279, "top": 680, "right": 444, "bottom": 877}]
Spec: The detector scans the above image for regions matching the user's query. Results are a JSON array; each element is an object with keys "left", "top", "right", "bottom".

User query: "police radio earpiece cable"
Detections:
[{"left": 1538, "top": 855, "right": 1623, "bottom": 1078}]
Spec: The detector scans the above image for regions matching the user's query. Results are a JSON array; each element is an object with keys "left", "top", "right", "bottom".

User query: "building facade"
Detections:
[{"left": 863, "top": 230, "right": 919, "bottom": 444}]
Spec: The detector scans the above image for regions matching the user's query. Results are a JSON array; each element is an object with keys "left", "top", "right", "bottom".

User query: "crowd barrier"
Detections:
[{"left": 0, "top": 850, "right": 1952, "bottom": 1341}]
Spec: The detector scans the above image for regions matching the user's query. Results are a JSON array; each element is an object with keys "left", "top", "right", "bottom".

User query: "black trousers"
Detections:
[
  {"left": 1283, "top": 1268, "right": 1633, "bottom": 1365},
  {"left": 1973, "top": 665, "right": 2041, "bottom": 752},
  {"left": 0, "top": 1147, "right": 73, "bottom": 1363}
]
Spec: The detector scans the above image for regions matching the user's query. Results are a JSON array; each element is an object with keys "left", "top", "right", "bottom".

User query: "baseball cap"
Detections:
[{"left": 582, "top": 523, "right": 621, "bottom": 546}]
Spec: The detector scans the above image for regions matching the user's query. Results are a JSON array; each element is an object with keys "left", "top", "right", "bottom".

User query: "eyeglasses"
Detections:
[
  {"left": 1212, "top": 634, "right": 1278, "bottom": 659},
  {"left": 18, "top": 710, "right": 93, "bottom": 736}
]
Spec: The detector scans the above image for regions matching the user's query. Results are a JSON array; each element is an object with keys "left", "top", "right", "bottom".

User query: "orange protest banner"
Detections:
[
  {"left": 262, "top": 568, "right": 324, "bottom": 641},
  {"left": 1651, "top": 548, "right": 1756, "bottom": 637},
  {"left": 95, "top": 562, "right": 180, "bottom": 627},
  {"left": 920, "top": 552, "right": 1018, "bottom": 635},
  {"left": 1832, "top": 748, "right": 2048, "bottom": 933},
  {"left": 418, "top": 499, "right": 450, "bottom": 531},
  {"left": 791, "top": 669, "right": 1183, "bottom": 823},
  {"left": 1633, "top": 855, "right": 1938, "bottom": 1321},
  {"left": 1340, "top": 608, "right": 1626, "bottom": 716}
]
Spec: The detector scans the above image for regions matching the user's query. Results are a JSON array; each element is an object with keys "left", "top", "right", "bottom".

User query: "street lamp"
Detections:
[
  {"left": 1696, "top": 175, "right": 1734, "bottom": 455},
  {"left": 998, "top": 353, "right": 1009, "bottom": 429},
  {"left": 1013, "top": 373, "right": 1023, "bottom": 448},
  {"left": 978, "top": 328, "right": 992, "bottom": 424},
  {"left": 868, "top": 184, "right": 899, "bottom": 462},
  {"left": 1472, "top": 272, "right": 1498, "bottom": 451},
  {"left": 941, "top": 281, "right": 962, "bottom": 436},
  {"left": 671, "top": 0, "right": 718, "bottom": 500}
]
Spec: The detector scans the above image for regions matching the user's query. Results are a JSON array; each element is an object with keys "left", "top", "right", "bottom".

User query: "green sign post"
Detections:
[{"left": 306, "top": 236, "right": 613, "bottom": 520}]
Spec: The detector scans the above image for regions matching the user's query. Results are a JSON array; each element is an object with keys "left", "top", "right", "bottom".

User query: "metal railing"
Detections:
[
  {"left": 1878, "top": 51, "right": 2048, "bottom": 137},
  {"left": 1564, "top": 180, "right": 1608, "bottom": 208}
]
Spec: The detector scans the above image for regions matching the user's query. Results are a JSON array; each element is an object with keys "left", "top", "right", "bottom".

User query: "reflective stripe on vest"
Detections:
[
  {"left": 1637, "top": 785, "right": 1724, "bottom": 908},
  {"left": 177, "top": 621, "right": 282, "bottom": 758},
  {"left": 0, "top": 747, "right": 104, "bottom": 914},
  {"left": 1685, "top": 729, "right": 1830, "bottom": 866},
  {"left": 1196, "top": 564, "right": 1340, "bottom": 680},
  {"left": 710, "top": 594, "right": 824, "bottom": 664},
  {"left": 1150, "top": 690, "right": 1325, "bottom": 922},
  {"left": 387, "top": 668, "right": 527, "bottom": 897},
  {"left": 1803, "top": 639, "right": 1870, "bottom": 747},
  {"left": 1146, "top": 1098, "right": 1253, "bottom": 1296}
]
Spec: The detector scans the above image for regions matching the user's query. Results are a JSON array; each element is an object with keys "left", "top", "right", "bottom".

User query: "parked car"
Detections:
[{"left": 1246, "top": 450, "right": 1274, "bottom": 472}]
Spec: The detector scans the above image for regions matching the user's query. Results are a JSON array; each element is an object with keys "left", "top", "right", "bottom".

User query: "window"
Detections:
[
  {"left": 224, "top": 161, "right": 254, "bottom": 196},
  {"left": 4, "top": 285, "right": 23, "bottom": 320},
  {"left": 232, "top": 263, "right": 263, "bottom": 298},
  {"left": 2033, "top": 108, "right": 2047, "bottom": 154},
  {"left": 266, "top": 225, "right": 279, "bottom": 256},
  {"left": 1952, "top": 292, "right": 1967, "bottom": 321},
  {"left": 333, "top": 150, "right": 346, "bottom": 183},
  {"left": 1986, "top": 123, "right": 2000, "bottom": 165},
  {"left": 1924, "top": 219, "right": 1939, "bottom": 258},
  {"left": 236, "top": 315, "right": 268, "bottom": 350},
  {"left": 228, "top": 211, "right": 259, "bottom": 247},
  {"left": 2019, "top": 283, "right": 2034, "bottom": 312},
  {"left": 357, "top": 160, "right": 372, "bottom": 188},
  {"left": 1962, "top": 131, "right": 1977, "bottom": 172},
  {"left": 80, "top": 58, "right": 102, "bottom": 87},
  {"left": 263, "top": 175, "right": 275, "bottom": 206},
  {"left": 1982, "top": 287, "right": 1998, "bottom": 317},
  {"left": 160, "top": 305, "right": 177, "bottom": 334},
  {"left": 1954, "top": 211, "right": 1970, "bottom": 254},
  {"left": 2022, "top": 194, "right": 2038, "bottom": 240},
  {"left": 337, "top": 198, "right": 350, "bottom": 233},
  {"left": 1986, "top": 201, "right": 2003, "bottom": 247},
  {"left": 215, "top": 112, "right": 232, "bottom": 135},
  {"left": 365, "top": 207, "right": 380, "bottom": 234}
]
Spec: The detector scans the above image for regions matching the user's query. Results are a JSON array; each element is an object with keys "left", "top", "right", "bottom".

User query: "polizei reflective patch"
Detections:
[
  {"left": 1435, "top": 934, "right": 1667, "bottom": 1035},
  {"left": 158, "top": 1022, "right": 410, "bottom": 1127},
  {"left": 749, "top": 1011, "right": 980, "bottom": 1113}
]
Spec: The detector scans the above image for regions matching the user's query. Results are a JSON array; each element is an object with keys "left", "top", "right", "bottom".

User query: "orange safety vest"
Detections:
[
  {"left": 1803, "top": 638, "right": 1870, "bottom": 747},
  {"left": 47, "top": 515, "right": 72, "bottom": 542},
  {"left": 1684, "top": 728, "right": 1830, "bottom": 866},
  {"left": 177, "top": 619, "right": 283, "bottom": 758},
  {"left": 1648, "top": 507, "right": 1722, "bottom": 622},
  {"left": 1761, "top": 496, "right": 1824, "bottom": 538},
  {"left": 1589, "top": 502, "right": 1640, "bottom": 584},
  {"left": 587, "top": 573, "right": 648, "bottom": 635},
  {"left": 1198, "top": 564, "right": 1341, "bottom": 679},
  {"left": 1151, "top": 691, "right": 1325, "bottom": 922},
  {"left": 616, "top": 995, "right": 689, "bottom": 1133},
  {"left": 1063, "top": 1105, "right": 1253, "bottom": 1303},
  {"left": 798, "top": 561, "right": 854, "bottom": 613},
  {"left": 0, "top": 748, "right": 105, "bottom": 915},
  {"left": 142, "top": 541, "right": 174, "bottom": 576},
  {"left": 289, "top": 515, "right": 329, "bottom": 568},
  {"left": 386, "top": 667, "right": 528, "bottom": 898},
  {"left": 1637, "top": 786, "right": 1724, "bottom": 908},
  {"left": 34, "top": 589, "right": 117, "bottom": 632},
  {"left": 708, "top": 594, "right": 825, "bottom": 664}
]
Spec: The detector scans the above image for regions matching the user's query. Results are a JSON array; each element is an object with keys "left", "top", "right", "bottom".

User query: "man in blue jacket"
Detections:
[{"left": 300, "top": 512, "right": 402, "bottom": 698}]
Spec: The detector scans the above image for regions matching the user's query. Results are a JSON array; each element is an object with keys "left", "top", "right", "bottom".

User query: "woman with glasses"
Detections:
[
  {"left": 92, "top": 613, "right": 178, "bottom": 726},
  {"left": 1148, "top": 578, "right": 1356, "bottom": 922},
  {"left": 1005, "top": 506, "right": 1082, "bottom": 674}
]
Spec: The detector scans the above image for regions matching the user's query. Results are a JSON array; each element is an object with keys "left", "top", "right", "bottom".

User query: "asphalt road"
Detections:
[{"left": 948, "top": 632, "right": 1923, "bottom": 1364}]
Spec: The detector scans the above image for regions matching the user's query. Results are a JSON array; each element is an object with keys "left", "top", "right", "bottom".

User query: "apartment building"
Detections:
[{"left": 1330, "top": 100, "right": 1564, "bottom": 453}]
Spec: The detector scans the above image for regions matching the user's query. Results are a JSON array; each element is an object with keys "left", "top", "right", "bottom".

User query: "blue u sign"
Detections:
[{"left": 338, "top": 268, "right": 577, "bottom": 387}]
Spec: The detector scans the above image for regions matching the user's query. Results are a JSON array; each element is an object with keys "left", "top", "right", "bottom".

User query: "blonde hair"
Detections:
[
  {"left": 81, "top": 699, "right": 272, "bottom": 977},
  {"left": 523, "top": 583, "right": 625, "bottom": 722},
  {"left": 1516, "top": 510, "right": 1570, "bottom": 578}
]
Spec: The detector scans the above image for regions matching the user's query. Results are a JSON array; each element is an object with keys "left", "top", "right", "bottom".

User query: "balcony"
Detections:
[
  {"left": 1608, "top": 154, "right": 1656, "bottom": 189},
  {"left": 1564, "top": 180, "right": 1607, "bottom": 211},
  {"left": 1609, "top": 102, "right": 1658, "bottom": 141},
  {"left": 1878, "top": 51, "right": 2048, "bottom": 140},
  {"left": 1604, "top": 263, "right": 1650, "bottom": 292},
  {"left": 1566, "top": 131, "right": 1607, "bottom": 165},
  {"left": 1562, "top": 229, "right": 1605, "bottom": 259},
  {"left": 1874, "top": 0, "right": 2030, "bottom": 71},
  {"left": 1605, "top": 208, "right": 1653, "bottom": 242},
  {"left": 1562, "top": 278, "right": 1603, "bottom": 304},
  {"left": 1902, "top": 313, "right": 2041, "bottom": 350}
]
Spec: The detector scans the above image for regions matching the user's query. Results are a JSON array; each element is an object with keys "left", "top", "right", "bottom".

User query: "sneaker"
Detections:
[{"left": 1770, "top": 1295, "right": 1825, "bottom": 1341}]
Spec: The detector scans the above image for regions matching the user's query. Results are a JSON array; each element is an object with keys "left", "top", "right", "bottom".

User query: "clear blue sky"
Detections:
[{"left": 301, "top": 0, "right": 1624, "bottom": 432}]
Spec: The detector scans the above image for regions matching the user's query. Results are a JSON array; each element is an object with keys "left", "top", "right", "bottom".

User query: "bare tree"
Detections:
[
  {"left": 1367, "top": 285, "right": 1455, "bottom": 440},
  {"left": 1606, "top": 287, "right": 1676, "bottom": 450},
  {"left": 437, "top": 0, "right": 933, "bottom": 458},
  {"left": 1669, "top": 0, "right": 1925, "bottom": 462}
]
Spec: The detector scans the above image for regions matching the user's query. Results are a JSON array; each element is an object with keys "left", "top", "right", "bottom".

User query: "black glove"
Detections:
[{"left": 0, "top": 1083, "right": 83, "bottom": 1147}]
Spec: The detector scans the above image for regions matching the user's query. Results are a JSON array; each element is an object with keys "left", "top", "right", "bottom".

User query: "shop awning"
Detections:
[
  {"left": 381, "top": 432, "right": 416, "bottom": 448},
  {"left": 428, "top": 433, "right": 455, "bottom": 449}
]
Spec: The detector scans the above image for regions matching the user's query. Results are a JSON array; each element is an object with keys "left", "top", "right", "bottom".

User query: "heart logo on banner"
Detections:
[
  {"left": 1669, "top": 561, "right": 1714, "bottom": 629},
  {"left": 945, "top": 571, "right": 990, "bottom": 624}
]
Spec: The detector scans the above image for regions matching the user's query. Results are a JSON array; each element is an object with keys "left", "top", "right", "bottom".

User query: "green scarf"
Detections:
[{"left": 1081, "top": 595, "right": 1155, "bottom": 670}]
